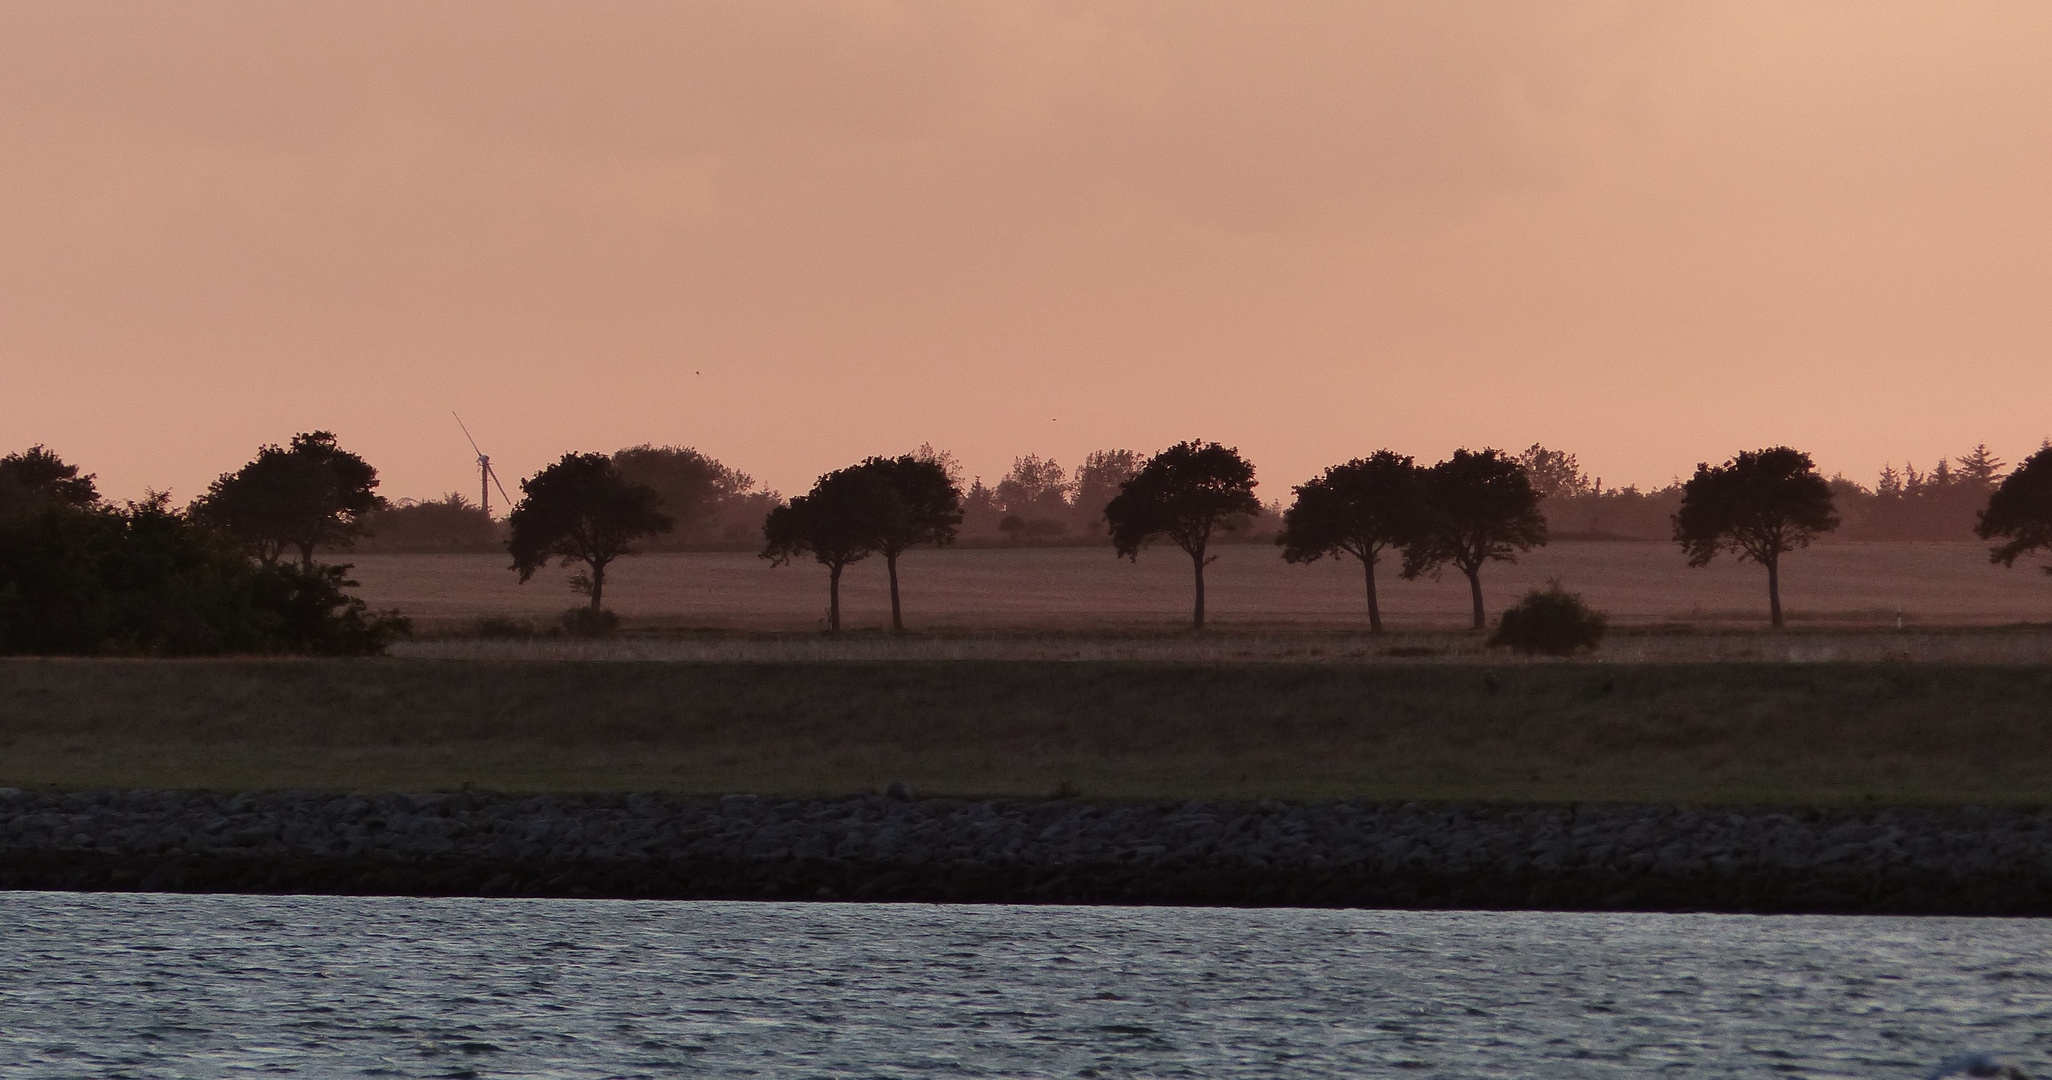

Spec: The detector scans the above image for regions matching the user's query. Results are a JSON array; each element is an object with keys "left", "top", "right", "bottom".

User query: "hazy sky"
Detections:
[{"left": 6, "top": 2, "right": 2051, "bottom": 504}]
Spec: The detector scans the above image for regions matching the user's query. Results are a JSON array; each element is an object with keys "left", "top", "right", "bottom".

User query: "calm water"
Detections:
[{"left": 1, "top": 894, "right": 2047, "bottom": 1078}]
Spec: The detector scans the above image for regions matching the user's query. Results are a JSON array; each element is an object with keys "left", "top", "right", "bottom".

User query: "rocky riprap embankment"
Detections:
[{"left": 3, "top": 788, "right": 2050, "bottom": 914}]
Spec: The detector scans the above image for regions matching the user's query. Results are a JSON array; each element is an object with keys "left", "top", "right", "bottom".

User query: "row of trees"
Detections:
[
  {"left": 346, "top": 440, "right": 2032, "bottom": 554},
  {"left": 500, "top": 435, "right": 2052, "bottom": 633},
  {"left": 14, "top": 430, "right": 2047, "bottom": 649}
]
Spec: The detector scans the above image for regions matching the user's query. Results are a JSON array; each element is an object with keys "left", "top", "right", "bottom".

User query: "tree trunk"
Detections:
[
  {"left": 828, "top": 563, "right": 843, "bottom": 633},
  {"left": 297, "top": 541, "right": 317, "bottom": 571},
  {"left": 1191, "top": 548, "right": 1207, "bottom": 630},
  {"left": 1465, "top": 566, "right": 1485, "bottom": 630},
  {"left": 1766, "top": 552, "right": 1783, "bottom": 629},
  {"left": 885, "top": 552, "right": 903, "bottom": 632},
  {"left": 589, "top": 559, "right": 606, "bottom": 610},
  {"left": 1360, "top": 552, "right": 1383, "bottom": 634}
]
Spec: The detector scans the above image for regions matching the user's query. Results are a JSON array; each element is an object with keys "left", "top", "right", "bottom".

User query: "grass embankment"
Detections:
[{"left": 4, "top": 659, "right": 2051, "bottom": 804}]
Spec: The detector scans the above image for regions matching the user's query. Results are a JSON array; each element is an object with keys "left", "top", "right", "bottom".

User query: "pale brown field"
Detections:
[{"left": 346, "top": 541, "right": 2052, "bottom": 635}]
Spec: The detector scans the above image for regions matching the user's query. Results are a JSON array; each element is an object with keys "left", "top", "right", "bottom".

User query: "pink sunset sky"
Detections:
[{"left": 5, "top": 2, "right": 2051, "bottom": 505}]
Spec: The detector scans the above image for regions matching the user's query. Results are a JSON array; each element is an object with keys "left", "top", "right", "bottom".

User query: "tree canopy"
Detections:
[
  {"left": 1277, "top": 451, "right": 1423, "bottom": 633},
  {"left": 507, "top": 452, "right": 671, "bottom": 612},
  {"left": 1104, "top": 440, "right": 1260, "bottom": 629},
  {"left": 0, "top": 445, "right": 100, "bottom": 517},
  {"left": 1072, "top": 450, "right": 1141, "bottom": 531},
  {"left": 191, "top": 431, "right": 382, "bottom": 569},
  {"left": 1976, "top": 443, "right": 2052, "bottom": 574},
  {"left": 1673, "top": 446, "right": 1839, "bottom": 628},
  {"left": 356, "top": 494, "right": 500, "bottom": 552},
  {"left": 610, "top": 444, "right": 774, "bottom": 547},
  {"left": 1402, "top": 448, "right": 1547, "bottom": 630},
  {"left": 1517, "top": 444, "right": 1593, "bottom": 500},
  {"left": 854, "top": 453, "right": 963, "bottom": 631},
  {"left": 760, "top": 465, "right": 897, "bottom": 632},
  {"left": 0, "top": 477, "right": 404, "bottom": 656}
]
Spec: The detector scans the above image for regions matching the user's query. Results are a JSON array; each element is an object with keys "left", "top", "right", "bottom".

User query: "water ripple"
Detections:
[{"left": 0, "top": 895, "right": 2046, "bottom": 1077}]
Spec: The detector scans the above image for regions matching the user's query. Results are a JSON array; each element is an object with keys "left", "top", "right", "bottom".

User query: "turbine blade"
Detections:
[
  {"left": 487, "top": 462, "right": 513, "bottom": 506},
  {"left": 452, "top": 411, "right": 485, "bottom": 457}
]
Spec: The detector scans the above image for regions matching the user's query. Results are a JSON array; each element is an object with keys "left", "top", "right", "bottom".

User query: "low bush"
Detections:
[
  {"left": 1489, "top": 580, "right": 1608, "bottom": 656},
  {"left": 0, "top": 497, "right": 407, "bottom": 656}
]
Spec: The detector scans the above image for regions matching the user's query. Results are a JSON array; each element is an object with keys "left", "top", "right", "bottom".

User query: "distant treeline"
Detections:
[
  {"left": 350, "top": 443, "right": 1259, "bottom": 553},
  {"left": 354, "top": 441, "right": 2024, "bottom": 552},
  {"left": 347, "top": 445, "right": 779, "bottom": 553},
  {"left": 1536, "top": 444, "right": 2013, "bottom": 543},
  {"left": 7, "top": 432, "right": 2051, "bottom": 651}
]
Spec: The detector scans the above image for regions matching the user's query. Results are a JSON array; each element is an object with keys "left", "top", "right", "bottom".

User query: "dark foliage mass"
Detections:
[
  {"left": 0, "top": 448, "right": 406, "bottom": 656},
  {"left": 957, "top": 447, "right": 1269, "bottom": 546},
  {"left": 0, "top": 446, "right": 100, "bottom": 513},
  {"left": 1516, "top": 444, "right": 1593, "bottom": 500},
  {"left": 1403, "top": 448, "right": 1548, "bottom": 631},
  {"left": 352, "top": 494, "right": 500, "bottom": 553},
  {"left": 761, "top": 466, "right": 898, "bottom": 632},
  {"left": 855, "top": 454, "right": 963, "bottom": 631},
  {"left": 508, "top": 453, "right": 672, "bottom": 612},
  {"left": 1530, "top": 443, "right": 2014, "bottom": 543},
  {"left": 1105, "top": 441, "right": 1261, "bottom": 629},
  {"left": 1977, "top": 444, "right": 2052, "bottom": 574},
  {"left": 1278, "top": 451, "right": 1423, "bottom": 633},
  {"left": 759, "top": 452, "right": 962, "bottom": 632},
  {"left": 1489, "top": 580, "right": 1609, "bottom": 656},
  {"left": 191, "top": 432, "right": 382, "bottom": 570},
  {"left": 1674, "top": 447, "right": 1839, "bottom": 628},
  {"left": 611, "top": 445, "right": 782, "bottom": 549}
]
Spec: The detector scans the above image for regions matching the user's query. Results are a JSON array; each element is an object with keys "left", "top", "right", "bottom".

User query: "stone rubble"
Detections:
[{"left": 1, "top": 787, "right": 2047, "bottom": 911}]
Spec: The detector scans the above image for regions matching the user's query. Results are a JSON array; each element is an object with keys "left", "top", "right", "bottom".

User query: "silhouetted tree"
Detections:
[
  {"left": 508, "top": 453, "right": 671, "bottom": 612},
  {"left": 1977, "top": 443, "right": 2052, "bottom": 575},
  {"left": 355, "top": 494, "right": 500, "bottom": 552},
  {"left": 1956, "top": 444, "right": 2007, "bottom": 490},
  {"left": 1277, "top": 451, "right": 1423, "bottom": 633},
  {"left": 1517, "top": 444, "right": 1592, "bottom": 500},
  {"left": 1105, "top": 441, "right": 1260, "bottom": 629},
  {"left": 960, "top": 477, "right": 1002, "bottom": 536},
  {"left": 1673, "top": 446, "right": 1839, "bottom": 628},
  {"left": 992, "top": 454, "right": 1071, "bottom": 538},
  {"left": 1403, "top": 448, "right": 1547, "bottom": 630},
  {"left": 761, "top": 466, "right": 894, "bottom": 632},
  {"left": 0, "top": 446, "right": 99, "bottom": 517},
  {"left": 611, "top": 445, "right": 776, "bottom": 547},
  {"left": 1072, "top": 449, "right": 1141, "bottom": 537},
  {"left": 854, "top": 453, "right": 963, "bottom": 631},
  {"left": 192, "top": 432, "right": 382, "bottom": 569}
]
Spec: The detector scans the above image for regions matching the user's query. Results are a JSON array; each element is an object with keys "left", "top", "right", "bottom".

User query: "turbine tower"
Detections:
[{"left": 453, "top": 412, "right": 512, "bottom": 517}]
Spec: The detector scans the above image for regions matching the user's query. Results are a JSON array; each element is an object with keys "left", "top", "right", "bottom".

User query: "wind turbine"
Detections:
[{"left": 453, "top": 412, "right": 513, "bottom": 517}]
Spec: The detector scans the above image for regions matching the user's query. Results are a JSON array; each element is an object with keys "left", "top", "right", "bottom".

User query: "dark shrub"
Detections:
[
  {"left": 353, "top": 494, "right": 500, "bottom": 552},
  {"left": 0, "top": 494, "right": 406, "bottom": 656},
  {"left": 1489, "top": 580, "right": 1607, "bottom": 656}
]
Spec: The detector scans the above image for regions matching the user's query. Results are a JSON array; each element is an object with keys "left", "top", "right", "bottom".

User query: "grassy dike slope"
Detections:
[{"left": 0, "top": 658, "right": 2048, "bottom": 804}]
